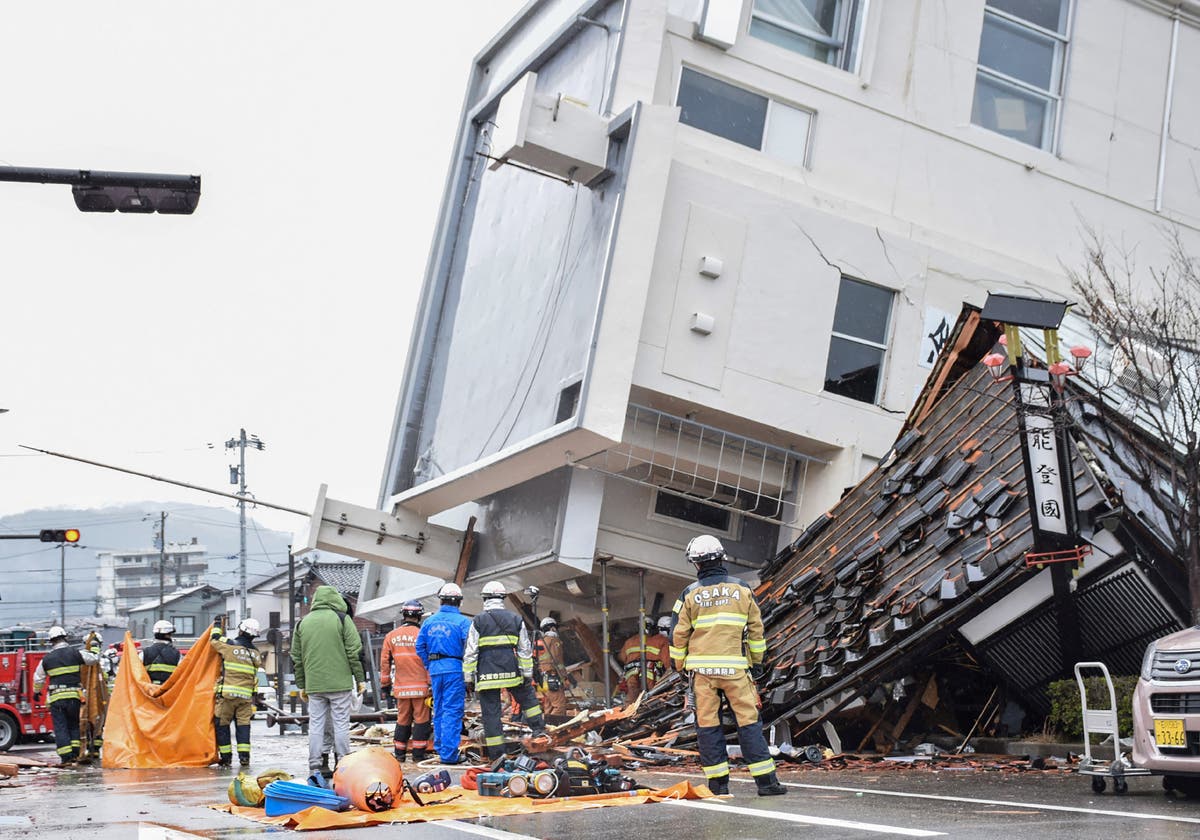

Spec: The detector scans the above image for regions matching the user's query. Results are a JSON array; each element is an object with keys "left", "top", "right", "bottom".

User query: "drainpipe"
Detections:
[{"left": 1154, "top": 14, "right": 1180, "bottom": 213}]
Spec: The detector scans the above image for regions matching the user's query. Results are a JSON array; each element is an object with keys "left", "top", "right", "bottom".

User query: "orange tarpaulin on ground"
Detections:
[
  {"left": 102, "top": 626, "right": 221, "bottom": 768},
  {"left": 216, "top": 780, "right": 713, "bottom": 831}
]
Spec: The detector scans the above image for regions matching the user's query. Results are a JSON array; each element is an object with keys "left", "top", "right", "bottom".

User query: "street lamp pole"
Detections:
[{"left": 0, "top": 166, "right": 201, "bottom": 214}]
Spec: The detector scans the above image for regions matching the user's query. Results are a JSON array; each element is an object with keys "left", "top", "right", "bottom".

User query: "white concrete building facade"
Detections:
[{"left": 344, "top": 0, "right": 1200, "bottom": 624}]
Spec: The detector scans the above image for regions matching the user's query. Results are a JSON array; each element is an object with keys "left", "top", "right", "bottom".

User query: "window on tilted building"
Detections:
[
  {"left": 676, "top": 67, "right": 813, "bottom": 168},
  {"left": 824, "top": 277, "right": 893, "bottom": 404},
  {"left": 748, "top": 0, "right": 866, "bottom": 71},
  {"left": 971, "top": 0, "right": 1072, "bottom": 150}
]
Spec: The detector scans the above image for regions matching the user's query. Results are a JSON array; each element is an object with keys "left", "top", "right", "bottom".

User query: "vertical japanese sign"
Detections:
[
  {"left": 1020, "top": 383, "right": 1068, "bottom": 537},
  {"left": 919, "top": 307, "right": 954, "bottom": 369}
]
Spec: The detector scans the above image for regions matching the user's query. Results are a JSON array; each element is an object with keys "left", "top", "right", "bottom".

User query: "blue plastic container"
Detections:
[{"left": 263, "top": 780, "right": 352, "bottom": 816}]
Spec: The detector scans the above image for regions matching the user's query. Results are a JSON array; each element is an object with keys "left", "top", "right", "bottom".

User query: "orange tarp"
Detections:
[
  {"left": 216, "top": 780, "right": 713, "bottom": 831},
  {"left": 102, "top": 626, "right": 221, "bottom": 769}
]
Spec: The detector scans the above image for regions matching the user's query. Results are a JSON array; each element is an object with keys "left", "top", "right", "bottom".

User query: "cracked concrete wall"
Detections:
[{"left": 613, "top": 0, "right": 1200, "bottom": 539}]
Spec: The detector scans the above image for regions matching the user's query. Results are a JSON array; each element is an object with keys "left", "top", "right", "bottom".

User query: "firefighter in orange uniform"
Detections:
[
  {"left": 670, "top": 535, "right": 786, "bottom": 797},
  {"left": 535, "top": 617, "right": 569, "bottom": 716},
  {"left": 379, "top": 600, "right": 432, "bottom": 763},
  {"left": 619, "top": 617, "right": 670, "bottom": 698}
]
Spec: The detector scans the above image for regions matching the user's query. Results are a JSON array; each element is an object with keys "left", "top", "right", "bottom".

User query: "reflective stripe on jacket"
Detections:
[
  {"left": 620, "top": 632, "right": 671, "bottom": 673},
  {"left": 670, "top": 573, "right": 765, "bottom": 672},
  {"left": 463, "top": 605, "right": 532, "bottom": 691},
  {"left": 143, "top": 641, "right": 181, "bottom": 684},
  {"left": 380, "top": 622, "right": 430, "bottom": 697},
  {"left": 212, "top": 634, "right": 262, "bottom": 698}
]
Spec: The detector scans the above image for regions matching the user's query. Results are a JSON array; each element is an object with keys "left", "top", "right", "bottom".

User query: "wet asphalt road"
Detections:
[{"left": 3, "top": 721, "right": 1200, "bottom": 839}]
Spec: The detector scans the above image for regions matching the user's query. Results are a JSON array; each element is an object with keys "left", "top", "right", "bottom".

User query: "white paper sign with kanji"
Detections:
[
  {"left": 1021, "top": 384, "right": 1068, "bottom": 536},
  {"left": 919, "top": 307, "right": 955, "bottom": 369}
]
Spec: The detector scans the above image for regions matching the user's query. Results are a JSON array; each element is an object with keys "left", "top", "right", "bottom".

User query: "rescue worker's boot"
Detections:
[
  {"left": 708, "top": 775, "right": 730, "bottom": 795},
  {"left": 393, "top": 749, "right": 407, "bottom": 763},
  {"left": 411, "top": 721, "right": 431, "bottom": 763},
  {"left": 393, "top": 722, "right": 410, "bottom": 763},
  {"left": 755, "top": 772, "right": 788, "bottom": 797},
  {"left": 236, "top": 723, "right": 252, "bottom": 767},
  {"left": 215, "top": 720, "right": 233, "bottom": 767}
]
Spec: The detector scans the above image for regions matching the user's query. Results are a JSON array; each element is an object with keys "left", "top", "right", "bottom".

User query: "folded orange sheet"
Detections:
[{"left": 215, "top": 780, "right": 712, "bottom": 831}]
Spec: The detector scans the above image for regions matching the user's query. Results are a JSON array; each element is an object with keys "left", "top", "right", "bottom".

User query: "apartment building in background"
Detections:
[{"left": 97, "top": 539, "right": 209, "bottom": 618}]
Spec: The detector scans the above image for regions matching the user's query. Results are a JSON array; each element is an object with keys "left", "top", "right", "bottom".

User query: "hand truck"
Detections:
[{"left": 1073, "top": 661, "right": 1152, "bottom": 794}]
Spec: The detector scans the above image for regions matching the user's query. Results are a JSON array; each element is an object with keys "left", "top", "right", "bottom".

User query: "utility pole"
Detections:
[
  {"left": 145, "top": 512, "right": 169, "bottom": 620},
  {"left": 57, "top": 541, "right": 85, "bottom": 624},
  {"left": 226, "top": 429, "right": 265, "bottom": 624}
]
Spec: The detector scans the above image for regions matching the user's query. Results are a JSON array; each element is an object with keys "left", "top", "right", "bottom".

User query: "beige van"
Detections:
[{"left": 1133, "top": 626, "right": 1200, "bottom": 796}]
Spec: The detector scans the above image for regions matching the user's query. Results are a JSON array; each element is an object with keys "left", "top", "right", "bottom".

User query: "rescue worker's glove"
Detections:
[
  {"left": 299, "top": 689, "right": 308, "bottom": 703},
  {"left": 356, "top": 682, "right": 367, "bottom": 695},
  {"left": 464, "top": 681, "right": 475, "bottom": 699},
  {"left": 387, "top": 694, "right": 397, "bottom": 709},
  {"left": 254, "top": 694, "right": 267, "bottom": 711},
  {"left": 750, "top": 664, "right": 765, "bottom": 683}
]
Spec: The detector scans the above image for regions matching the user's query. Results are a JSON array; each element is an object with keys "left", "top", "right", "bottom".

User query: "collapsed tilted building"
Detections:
[{"left": 742, "top": 306, "right": 1193, "bottom": 747}]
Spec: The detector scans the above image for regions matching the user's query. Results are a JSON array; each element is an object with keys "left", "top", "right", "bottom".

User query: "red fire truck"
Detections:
[{"left": 0, "top": 636, "right": 55, "bottom": 751}]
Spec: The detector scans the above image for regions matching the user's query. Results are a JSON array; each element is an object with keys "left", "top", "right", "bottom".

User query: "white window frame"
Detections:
[
  {"left": 647, "top": 488, "right": 740, "bottom": 540},
  {"left": 973, "top": 0, "right": 1074, "bottom": 152},
  {"left": 748, "top": 0, "right": 869, "bottom": 74},
  {"left": 824, "top": 276, "right": 894, "bottom": 405},
  {"left": 675, "top": 66, "right": 815, "bottom": 169}
]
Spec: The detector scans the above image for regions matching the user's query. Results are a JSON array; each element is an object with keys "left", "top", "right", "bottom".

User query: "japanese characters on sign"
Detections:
[
  {"left": 1020, "top": 383, "right": 1068, "bottom": 536},
  {"left": 919, "top": 307, "right": 954, "bottom": 369}
]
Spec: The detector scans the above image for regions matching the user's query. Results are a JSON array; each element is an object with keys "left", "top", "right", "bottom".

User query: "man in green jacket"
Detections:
[{"left": 291, "top": 585, "right": 365, "bottom": 774}]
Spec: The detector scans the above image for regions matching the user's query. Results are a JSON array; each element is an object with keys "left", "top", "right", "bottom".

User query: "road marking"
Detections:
[
  {"left": 653, "top": 772, "right": 1200, "bottom": 827},
  {"left": 663, "top": 799, "right": 945, "bottom": 836},
  {"left": 444, "top": 820, "right": 541, "bottom": 840}
]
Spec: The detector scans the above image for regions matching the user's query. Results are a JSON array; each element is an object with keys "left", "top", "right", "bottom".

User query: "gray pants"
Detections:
[{"left": 307, "top": 690, "right": 353, "bottom": 771}]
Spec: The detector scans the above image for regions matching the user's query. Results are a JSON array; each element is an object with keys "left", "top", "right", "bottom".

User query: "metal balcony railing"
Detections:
[{"left": 575, "top": 403, "right": 827, "bottom": 527}]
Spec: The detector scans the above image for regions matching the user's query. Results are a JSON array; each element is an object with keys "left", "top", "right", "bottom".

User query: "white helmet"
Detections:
[
  {"left": 48, "top": 626, "right": 68, "bottom": 641},
  {"left": 237, "top": 618, "right": 262, "bottom": 637},
  {"left": 437, "top": 582, "right": 463, "bottom": 602},
  {"left": 685, "top": 534, "right": 726, "bottom": 566},
  {"left": 540, "top": 617, "right": 558, "bottom": 631},
  {"left": 481, "top": 580, "right": 507, "bottom": 600},
  {"left": 153, "top": 620, "right": 176, "bottom": 636},
  {"left": 657, "top": 615, "right": 672, "bottom": 633}
]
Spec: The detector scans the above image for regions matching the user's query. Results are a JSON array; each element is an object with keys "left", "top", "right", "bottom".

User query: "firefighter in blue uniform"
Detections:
[
  {"left": 463, "top": 580, "right": 547, "bottom": 760},
  {"left": 415, "top": 582, "right": 472, "bottom": 764},
  {"left": 33, "top": 626, "right": 100, "bottom": 765},
  {"left": 670, "top": 535, "right": 787, "bottom": 797},
  {"left": 142, "top": 620, "right": 181, "bottom": 685}
]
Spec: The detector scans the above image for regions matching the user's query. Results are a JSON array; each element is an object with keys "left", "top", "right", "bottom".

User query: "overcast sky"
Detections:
[{"left": 1, "top": 2, "right": 525, "bottom": 539}]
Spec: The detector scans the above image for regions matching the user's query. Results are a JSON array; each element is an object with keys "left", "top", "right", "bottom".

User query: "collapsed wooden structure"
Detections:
[{"left": 571, "top": 306, "right": 1192, "bottom": 755}]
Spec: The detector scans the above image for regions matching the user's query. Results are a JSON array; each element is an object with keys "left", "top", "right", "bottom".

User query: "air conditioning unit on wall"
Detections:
[{"left": 488, "top": 71, "right": 609, "bottom": 185}]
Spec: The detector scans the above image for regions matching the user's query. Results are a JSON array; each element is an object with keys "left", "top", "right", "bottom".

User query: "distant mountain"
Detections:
[{"left": 0, "top": 503, "right": 296, "bottom": 626}]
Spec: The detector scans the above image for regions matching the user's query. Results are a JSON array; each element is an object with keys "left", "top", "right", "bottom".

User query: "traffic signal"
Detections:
[{"left": 39, "top": 529, "right": 80, "bottom": 543}]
